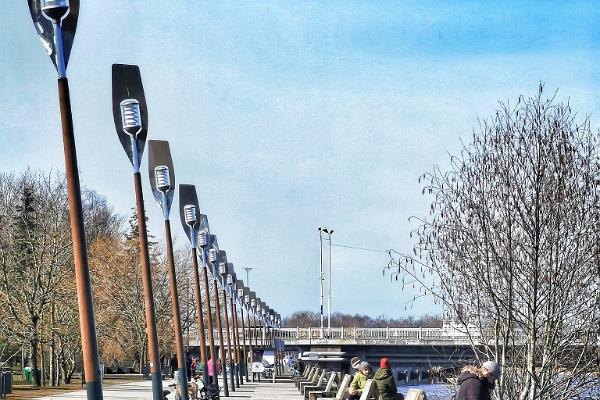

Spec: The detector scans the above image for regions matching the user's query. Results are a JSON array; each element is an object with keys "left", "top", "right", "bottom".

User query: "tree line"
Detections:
[
  {"left": 0, "top": 170, "right": 220, "bottom": 387},
  {"left": 283, "top": 311, "right": 442, "bottom": 328}
]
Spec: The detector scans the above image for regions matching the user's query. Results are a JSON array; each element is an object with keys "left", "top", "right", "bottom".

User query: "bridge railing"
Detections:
[{"left": 276, "top": 327, "right": 482, "bottom": 345}]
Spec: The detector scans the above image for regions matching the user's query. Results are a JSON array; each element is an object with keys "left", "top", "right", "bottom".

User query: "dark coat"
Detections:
[
  {"left": 374, "top": 368, "right": 402, "bottom": 400},
  {"left": 455, "top": 372, "right": 494, "bottom": 400}
]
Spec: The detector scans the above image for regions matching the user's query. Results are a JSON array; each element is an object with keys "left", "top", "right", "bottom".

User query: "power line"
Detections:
[{"left": 331, "top": 243, "right": 389, "bottom": 253}]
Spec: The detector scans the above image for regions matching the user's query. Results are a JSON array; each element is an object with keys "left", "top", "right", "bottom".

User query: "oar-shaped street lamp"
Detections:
[
  {"left": 179, "top": 186, "right": 211, "bottom": 386},
  {"left": 112, "top": 64, "right": 164, "bottom": 399},
  {"left": 218, "top": 258, "right": 236, "bottom": 391},
  {"left": 147, "top": 141, "right": 188, "bottom": 400},
  {"left": 249, "top": 293, "right": 259, "bottom": 350},
  {"left": 28, "top": 2, "right": 103, "bottom": 397},
  {"left": 209, "top": 246, "right": 229, "bottom": 396},
  {"left": 236, "top": 280, "right": 250, "bottom": 381},
  {"left": 196, "top": 227, "right": 218, "bottom": 389},
  {"left": 226, "top": 268, "right": 243, "bottom": 386},
  {"left": 243, "top": 289, "right": 255, "bottom": 381},
  {"left": 255, "top": 298, "right": 264, "bottom": 348}
]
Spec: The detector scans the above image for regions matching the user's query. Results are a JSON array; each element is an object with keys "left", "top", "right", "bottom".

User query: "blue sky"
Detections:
[{"left": 2, "top": 1, "right": 600, "bottom": 318}]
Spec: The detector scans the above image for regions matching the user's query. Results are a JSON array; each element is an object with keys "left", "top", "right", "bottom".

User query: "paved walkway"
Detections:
[{"left": 34, "top": 379, "right": 298, "bottom": 400}]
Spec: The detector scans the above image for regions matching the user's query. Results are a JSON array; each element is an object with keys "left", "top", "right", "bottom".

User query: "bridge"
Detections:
[
  {"left": 276, "top": 326, "right": 478, "bottom": 346},
  {"left": 185, "top": 324, "right": 479, "bottom": 370}
]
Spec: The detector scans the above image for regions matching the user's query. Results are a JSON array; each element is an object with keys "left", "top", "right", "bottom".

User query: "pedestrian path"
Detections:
[{"left": 34, "top": 378, "right": 298, "bottom": 399}]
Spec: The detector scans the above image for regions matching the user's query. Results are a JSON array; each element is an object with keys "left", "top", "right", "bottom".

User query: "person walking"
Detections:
[
  {"left": 347, "top": 361, "right": 374, "bottom": 400},
  {"left": 374, "top": 358, "right": 404, "bottom": 400},
  {"left": 455, "top": 361, "right": 501, "bottom": 400},
  {"left": 186, "top": 353, "right": 193, "bottom": 382},
  {"left": 208, "top": 357, "right": 221, "bottom": 382},
  {"left": 170, "top": 353, "right": 178, "bottom": 379}
]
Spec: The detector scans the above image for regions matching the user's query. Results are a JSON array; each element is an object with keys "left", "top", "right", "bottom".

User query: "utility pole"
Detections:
[
  {"left": 326, "top": 229, "right": 334, "bottom": 333},
  {"left": 244, "top": 267, "right": 254, "bottom": 287},
  {"left": 318, "top": 228, "right": 324, "bottom": 339}
]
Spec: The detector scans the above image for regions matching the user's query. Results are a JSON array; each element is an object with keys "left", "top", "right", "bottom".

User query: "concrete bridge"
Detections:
[
  {"left": 186, "top": 325, "right": 478, "bottom": 370},
  {"left": 276, "top": 326, "right": 479, "bottom": 346}
]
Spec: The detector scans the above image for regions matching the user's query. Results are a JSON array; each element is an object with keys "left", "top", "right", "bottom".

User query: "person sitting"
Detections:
[
  {"left": 455, "top": 361, "right": 501, "bottom": 400},
  {"left": 374, "top": 358, "right": 404, "bottom": 400},
  {"left": 347, "top": 361, "right": 374, "bottom": 400}
]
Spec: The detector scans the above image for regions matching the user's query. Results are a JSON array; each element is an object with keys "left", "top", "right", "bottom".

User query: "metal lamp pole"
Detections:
[
  {"left": 111, "top": 64, "right": 163, "bottom": 400},
  {"left": 236, "top": 281, "right": 249, "bottom": 382},
  {"left": 323, "top": 228, "right": 334, "bottom": 334},
  {"left": 317, "top": 228, "right": 324, "bottom": 339},
  {"left": 218, "top": 261, "right": 236, "bottom": 391},
  {"left": 226, "top": 271, "right": 242, "bottom": 387},
  {"left": 148, "top": 141, "right": 188, "bottom": 400},
  {"left": 198, "top": 228, "right": 218, "bottom": 388},
  {"left": 27, "top": 2, "right": 102, "bottom": 397},
  {"left": 179, "top": 185, "right": 211, "bottom": 387},
  {"left": 210, "top": 248, "right": 229, "bottom": 396},
  {"left": 243, "top": 267, "right": 253, "bottom": 287},
  {"left": 245, "top": 292, "right": 255, "bottom": 381}
]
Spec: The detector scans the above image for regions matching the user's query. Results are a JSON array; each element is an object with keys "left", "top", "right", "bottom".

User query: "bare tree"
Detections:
[{"left": 387, "top": 86, "right": 600, "bottom": 399}]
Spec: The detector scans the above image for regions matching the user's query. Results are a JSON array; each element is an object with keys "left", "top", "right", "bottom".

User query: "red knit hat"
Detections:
[{"left": 380, "top": 358, "right": 390, "bottom": 369}]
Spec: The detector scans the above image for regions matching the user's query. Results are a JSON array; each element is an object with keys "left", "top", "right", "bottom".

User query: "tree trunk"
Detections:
[{"left": 31, "top": 317, "right": 41, "bottom": 387}]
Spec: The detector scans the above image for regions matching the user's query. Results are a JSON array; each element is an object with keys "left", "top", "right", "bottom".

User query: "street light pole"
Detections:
[
  {"left": 112, "top": 64, "right": 163, "bottom": 400},
  {"left": 27, "top": 3, "right": 102, "bottom": 397},
  {"left": 244, "top": 267, "right": 253, "bottom": 287},
  {"left": 325, "top": 229, "right": 334, "bottom": 333},
  {"left": 178, "top": 185, "right": 210, "bottom": 387},
  {"left": 318, "top": 228, "right": 324, "bottom": 339},
  {"left": 148, "top": 141, "right": 188, "bottom": 400}
]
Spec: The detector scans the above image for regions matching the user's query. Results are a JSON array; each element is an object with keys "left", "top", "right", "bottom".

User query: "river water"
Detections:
[
  {"left": 397, "top": 382, "right": 600, "bottom": 400},
  {"left": 397, "top": 383, "right": 454, "bottom": 399}
]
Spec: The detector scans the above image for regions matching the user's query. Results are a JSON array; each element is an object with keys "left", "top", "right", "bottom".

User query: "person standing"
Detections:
[
  {"left": 170, "top": 353, "right": 178, "bottom": 379},
  {"left": 455, "top": 361, "right": 501, "bottom": 400},
  {"left": 374, "top": 358, "right": 404, "bottom": 400}
]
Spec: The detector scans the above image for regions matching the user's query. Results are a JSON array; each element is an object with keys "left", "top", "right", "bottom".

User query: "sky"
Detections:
[{"left": 1, "top": 1, "right": 600, "bottom": 319}]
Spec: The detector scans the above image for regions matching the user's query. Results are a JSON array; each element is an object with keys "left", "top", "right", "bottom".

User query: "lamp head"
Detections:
[
  {"left": 198, "top": 214, "right": 210, "bottom": 248},
  {"left": 178, "top": 185, "right": 200, "bottom": 246},
  {"left": 120, "top": 99, "right": 142, "bottom": 137},
  {"left": 208, "top": 235, "right": 219, "bottom": 263},
  {"left": 112, "top": 64, "right": 149, "bottom": 166},
  {"left": 41, "top": 0, "right": 69, "bottom": 20},
  {"left": 217, "top": 250, "right": 228, "bottom": 281},
  {"left": 148, "top": 140, "right": 175, "bottom": 219},
  {"left": 29, "top": 0, "right": 79, "bottom": 76},
  {"left": 236, "top": 279, "right": 245, "bottom": 299}
]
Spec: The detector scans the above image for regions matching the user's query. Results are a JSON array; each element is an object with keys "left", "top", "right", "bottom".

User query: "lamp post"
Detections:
[
  {"left": 147, "top": 140, "right": 188, "bottom": 400},
  {"left": 236, "top": 280, "right": 250, "bottom": 381},
  {"left": 249, "top": 294, "right": 259, "bottom": 349},
  {"left": 209, "top": 247, "right": 229, "bottom": 396},
  {"left": 28, "top": 2, "right": 103, "bottom": 397},
  {"left": 178, "top": 185, "right": 210, "bottom": 387},
  {"left": 322, "top": 228, "right": 334, "bottom": 334},
  {"left": 317, "top": 228, "right": 325, "bottom": 339},
  {"left": 245, "top": 291, "right": 256, "bottom": 381},
  {"left": 218, "top": 259, "right": 236, "bottom": 391},
  {"left": 197, "top": 228, "right": 218, "bottom": 388},
  {"left": 112, "top": 64, "right": 163, "bottom": 400},
  {"left": 226, "top": 270, "right": 242, "bottom": 387},
  {"left": 243, "top": 267, "right": 253, "bottom": 287}
]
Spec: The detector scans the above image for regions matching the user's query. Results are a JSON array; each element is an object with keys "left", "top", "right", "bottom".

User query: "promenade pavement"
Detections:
[{"left": 34, "top": 378, "right": 298, "bottom": 400}]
